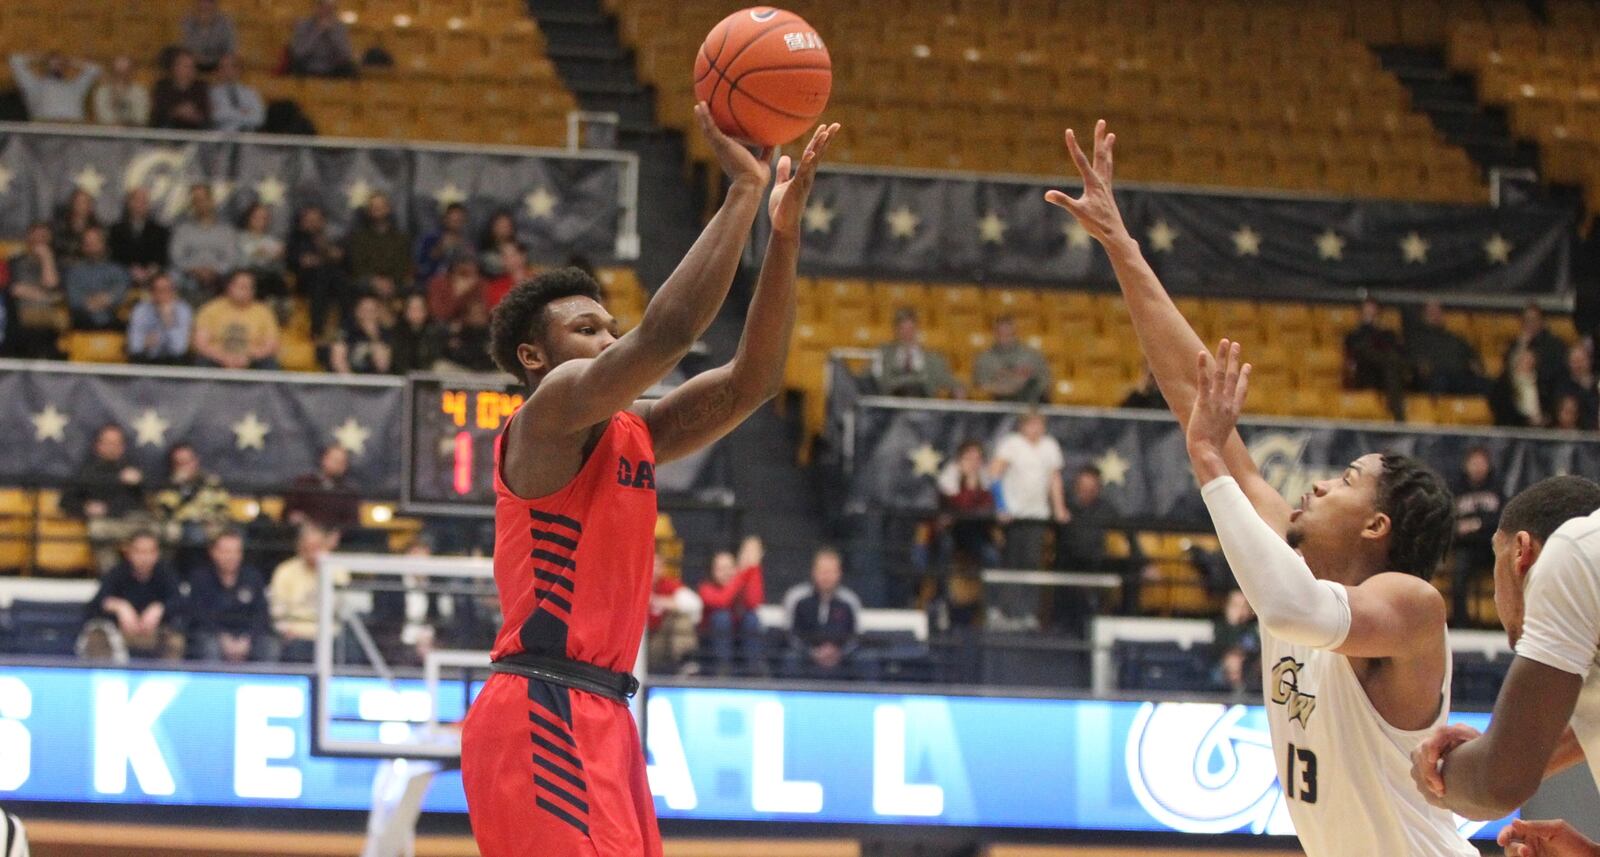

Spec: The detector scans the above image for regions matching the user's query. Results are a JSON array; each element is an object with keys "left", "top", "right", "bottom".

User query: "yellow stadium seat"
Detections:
[
  {"left": 279, "top": 338, "right": 320, "bottom": 372},
  {"left": 1438, "top": 396, "right": 1494, "bottom": 425},
  {"left": 0, "top": 488, "right": 35, "bottom": 518},
  {"left": 1405, "top": 396, "right": 1440, "bottom": 425},
  {"left": 873, "top": 282, "right": 929, "bottom": 325},
  {"left": 1335, "top": 390, "right": 1390, "bottom": 421},
  {"left": 35, "top": 519, "right": 93, "bottom": 576},
  {"left": 64, "top": 332, "right": 126, "bottom": 364},
  {"left": 0, "top": 519, "right": 31, "bottom": 573}
]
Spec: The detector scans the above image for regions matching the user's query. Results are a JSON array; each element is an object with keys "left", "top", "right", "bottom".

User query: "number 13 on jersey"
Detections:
[{"left": 1285, "top": 743, "right": 1318, "bottom": 804}]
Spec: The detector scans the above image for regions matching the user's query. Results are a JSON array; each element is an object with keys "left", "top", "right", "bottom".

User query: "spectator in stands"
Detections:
[
  {"left": 5, "top": 222, "right": 65, "bottom": 359},
  {"left": 287, "top": 204, "right": 348, "bottom": 341},
  {"left": 390, "top": 293, "right": 445, "bottom": 373},
  {"left": 346, "top": 192, "right": 412, "bottom": 287},
  {"left": 126, "top": 272, "right": 194, "bottom": 364},
  {"left": 209, "top": 54, "right": 265, "bottom": 132},
  {"left": 698, "top": 541, "right": 766, "bottom": 676},
  {"left": 485, "top": 242, "right": 535, "bottom": 310},
  {"left": 1450, "top": 446, "right": 1501, "bottom": 626},
  {"left": 1210, "top": 590, "right": 1260, "bottom": 695},
  {"left": 1489, "top": 349, "right": 1546, "bottom": 428},
  {"left": 1503, "top": 303, "right": 1569, "bottom": 400},
  {"left": 63, "top": 424, "right": 151, "bottom": 572},
  {"left": 873, "top": 307, "right": 959, "bottom": 397},
  {"left": 51, "top": 189, "right": 101, "bottom": 262},
  {"left": 171, "top": 183, "right": 240, "bottom": 298},
  {"left": 8, "top": 52, "right": 100, "bottom": 122},
  {"left": 427, "top": 253, "right": 487, "bottom": 324},
  {"left": 152, "top": 442, "right": 231, "bottom": 573},
  {"left": 269, "top": 523, "right": 345, "bottom": 661},
  {"left": 414, "top": 202, "right": 471, "bottom": 286},
  {"left": 237, "top": 203, "right": 287, "bottom": 300},
  {"left": 92, "top": 56, "right": 151, "bottom": 127},
  {"left": 109, "top": 188, "right": 170, "bottom": 288},
  {"left": 186, "top": 530, "right": 278, "bottom": 662},
  {"left": 439, "top": 299, "right": 497, "bottom": 373},
  {"left": 151, "top": 48, "right": 212, "bottom": 131},
  {"left": 1343, "top": 297, "right": 1407, "bottom": 420},
  {"left": 364, "top": 273, "right": 403, "bottom": 322},
  {"left": 478, "top": 211, "right": 519, "bottom": 275},
  {"left": 181, "top": 0, "right": 238, "bottom": 73},
  {"left": 289, "top": 0, "right": 358, "bottom": 78},
  {"left": 283, "top": 444, "right": 360, "bottom": 531},
  {"left": 1554, "top": 393, "right": 1586, "bottom": 431},
  {"left": 648, "top": 550, "right": 703, "bottom": 673},
  {"left": 1405, "top": 300, "right": 1486, "bottom": 395},
  {"left": 64, "top": 227, "right": 130, "bottom": 331},
  {"left": 988, "top": 411, "right": 1066, "bottom": 627},
  {"left": 78, "top": 532, "right": 183, "bottom": 662},
  {"left": 783, "top": 547, "right": 861, "bottom": 677},
  {"left": 930, "top": 440, "right": 1000, "bottom": 572},
  {"left": 193, "top": 270, "right": 281, "bottom": 370},
  {"left": 330, "top": 294, "right": 393, "bottom": 374},
  {"left": 1121, "top": 367, "right": 1166, "bottom": 410},
  {"left": 974, "top": 315, "right": 1050, "bottom": 403},
  {"left": 1551, "top": 343, "right": 1598, "bottom": 430}
]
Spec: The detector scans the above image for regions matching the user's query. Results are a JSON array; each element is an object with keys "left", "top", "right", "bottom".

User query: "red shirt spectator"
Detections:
[
  {"left": 484, "top": 242, "right": 535, "bottom": 310},
  {"left": 426, "top": 254, "right": 485, "bottom": 323},
  {"left": 697, "top": 551, "right": 764, "bottom": 631}
]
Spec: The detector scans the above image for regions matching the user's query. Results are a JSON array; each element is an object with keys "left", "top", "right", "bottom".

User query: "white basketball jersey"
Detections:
[{"left": 1260, "top": 631, "right": 1477, "bottom": 857}]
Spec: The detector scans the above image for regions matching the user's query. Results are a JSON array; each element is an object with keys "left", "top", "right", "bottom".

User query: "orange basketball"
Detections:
[{"left": 692, "top": 7, "right": 832, "bottom": 147}]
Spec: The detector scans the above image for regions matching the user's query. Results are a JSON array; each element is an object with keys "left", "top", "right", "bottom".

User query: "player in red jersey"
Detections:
[{"left": 460, "top": 104, "right": 837, "bottom": 857}]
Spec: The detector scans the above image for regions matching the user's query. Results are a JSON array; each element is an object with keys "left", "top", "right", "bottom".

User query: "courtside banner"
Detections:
[{"left": 0, "top": 665, "right": 1510, "bottom": 839}]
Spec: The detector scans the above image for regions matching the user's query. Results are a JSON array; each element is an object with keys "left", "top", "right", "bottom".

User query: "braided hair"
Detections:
[{"left": 1375, "top": 453, "right": 1454, "bottom": 579}]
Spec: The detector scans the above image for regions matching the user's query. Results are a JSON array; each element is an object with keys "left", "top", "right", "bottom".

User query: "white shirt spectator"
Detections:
[
  {"left": 993, "top": 431, "right": 1063, "bottom": 520},
  {"left": 92, "top": 78, "right": 150, "bottom": 126},
  {"left": 9, "top": 54, "right": 100, "bottom": 122},
  {"left": 210, "top": 78, "right": 265, "bottom": 132},
  {"left": 1514, "top": 507, "right": 1600, "bottom": 789}
]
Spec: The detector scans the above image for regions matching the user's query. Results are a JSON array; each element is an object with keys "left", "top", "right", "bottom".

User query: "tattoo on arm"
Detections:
[{"left": 672, "top": 382, "right": 736, "bottom": 433}]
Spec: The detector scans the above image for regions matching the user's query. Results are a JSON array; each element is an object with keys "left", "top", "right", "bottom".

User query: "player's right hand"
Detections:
[
  {"left": 1499, "top": 819, "right": 1600, "bottom": 857},
  {"left": 1408, "top": 722, "right": 1481, "bottom": 803},
  {"left": 695, "top": 102, "right": 772, "bottom": 190},
  {"left": 1045, "top": 119, "right": 1132, "bottom": 247},
  {"left": 1186, "top": 339, "right": 1252, "bottom": 457}
]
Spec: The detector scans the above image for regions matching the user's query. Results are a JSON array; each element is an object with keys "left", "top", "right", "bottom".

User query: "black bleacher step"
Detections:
[
  {"left": 546, "top": 54, "right": 640, "bottom": 89},
  {"left": 528, "top": 0, "right": 608, "bottom": 24}
]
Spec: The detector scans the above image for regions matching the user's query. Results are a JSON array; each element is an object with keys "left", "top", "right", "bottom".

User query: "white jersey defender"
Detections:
[{"left": 1261, "top": 630, "right": 1476, "bottom": 856}]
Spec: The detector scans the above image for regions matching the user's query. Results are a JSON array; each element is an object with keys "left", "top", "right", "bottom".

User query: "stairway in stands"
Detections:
[
  {"left": 1374, "top": 45, "right": 1542, "bottom": 180},
  {"left": 525, "top": 0, "right": 832, "bottom": 593}
]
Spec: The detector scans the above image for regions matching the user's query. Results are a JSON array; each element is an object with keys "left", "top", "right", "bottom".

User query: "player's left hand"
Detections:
[
  {"left": 768, "top": 121, "right": 840, "bottom": 238},
  {"left": 1500, "top": 819, "right": 1600, "bottom": 857},
  {"left": 1408, "top": 722, "right": 1481, "bottom": 805},
  {"left": 1045, "top": 119, "right": 1131, "bottom": 247},
  {"left": 1185, "top": 339, "right": 1251, "bottom": 456}
]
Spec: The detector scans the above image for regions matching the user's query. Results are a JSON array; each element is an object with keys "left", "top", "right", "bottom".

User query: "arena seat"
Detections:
[
  {"left": 64, "top": 332, "right": 128, "bottom": 364},
  {"left": 34, "top": 519, "right": 95, "bottom": 577}
]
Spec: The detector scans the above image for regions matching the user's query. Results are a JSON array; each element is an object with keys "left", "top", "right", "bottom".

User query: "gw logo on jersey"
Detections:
[{"left": 1270, "top": 657, "right": 1318, "bottom": 727}]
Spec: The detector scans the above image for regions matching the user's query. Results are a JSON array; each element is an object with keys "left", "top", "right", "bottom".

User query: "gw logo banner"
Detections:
[
  {"left": 1270, "top": 658, "right": 1317, "bottom": 727},
  {"left": 1247, "top": 433, "right": 1342, "bottom": 504}
]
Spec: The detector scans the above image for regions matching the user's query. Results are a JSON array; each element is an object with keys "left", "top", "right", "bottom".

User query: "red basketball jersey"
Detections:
[{"left": 490, "top": 410, "right": 657, "bottom": 673}]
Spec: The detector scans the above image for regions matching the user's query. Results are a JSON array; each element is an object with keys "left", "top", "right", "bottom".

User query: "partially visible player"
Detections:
[
  {"left": 1409, "top": 475, "right": 1600, "bottom": 835},
  {"left": 1049, "top": 121, "right": 1472, "bottom": 856},
  {"left": 1499, "top": 818, "right": 1600, "bottom": 857},
  {"left": 460, "top": 105, "right": 837, "bottom": 857},
  {"left": 1, "top": 806, "right": 27, "bottom": 857}
]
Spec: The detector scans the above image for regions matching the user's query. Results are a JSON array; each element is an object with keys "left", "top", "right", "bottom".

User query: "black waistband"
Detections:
[{"left": 490, "top": 651, "right": 639, "bottom": 705}]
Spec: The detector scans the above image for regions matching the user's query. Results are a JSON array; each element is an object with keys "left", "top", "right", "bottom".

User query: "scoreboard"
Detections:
[{"left": 403, "top": 375, "right": 525, "bottom": 512}]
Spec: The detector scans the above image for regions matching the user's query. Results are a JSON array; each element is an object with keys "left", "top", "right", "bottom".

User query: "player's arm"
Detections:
[
  {"left": 1048, "top": 122, "right": 1291, "bottom": 533},
  {"left": 519, "top": 104, "right": 771, "bottom": 441},
  {"left": 640, "top": 122, "right": 839, "bottom": 464}
]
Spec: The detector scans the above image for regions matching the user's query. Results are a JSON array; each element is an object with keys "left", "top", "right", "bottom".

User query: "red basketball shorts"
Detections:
[{"left": 462, "top": 672, "right": 661, "bottom": 857}]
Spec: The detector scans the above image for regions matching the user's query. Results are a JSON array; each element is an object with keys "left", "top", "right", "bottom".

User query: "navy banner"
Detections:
[
  {"left": 787, "top": 165, "right": 1577, "bottom": 295},
  {"left": 0, "top": 124, "right": 635, "bottom": 262}
]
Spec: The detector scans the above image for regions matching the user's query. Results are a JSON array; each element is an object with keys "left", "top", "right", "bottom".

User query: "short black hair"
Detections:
[
  {"left": 1499, "top": 475, "right": 1600, "bottom": 545},
  {"left": 489, "top": 267, "right": 603, "bottom": 382},
  {"left": 1376, "top": 453, "right": 1454, "bottom": 579}
]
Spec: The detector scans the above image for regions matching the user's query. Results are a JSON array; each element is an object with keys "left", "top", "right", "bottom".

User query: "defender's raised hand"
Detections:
[
  {"left": 1044, "top": 119, "right": 1131, "bottom": 247},
  {"left": 769, "top": 122, "right": 840, "bottom": 238},
  {"left": 1187, "top": 339, "right": 1252, "bottom": 456},
  {"left": 695, "top": 102, "right": 772, "bottom": 189}
]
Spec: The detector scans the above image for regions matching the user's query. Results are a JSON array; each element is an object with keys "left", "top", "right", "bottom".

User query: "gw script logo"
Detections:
[{"left": 1270, "top": 658, "right": 1317, "bottom": 727}]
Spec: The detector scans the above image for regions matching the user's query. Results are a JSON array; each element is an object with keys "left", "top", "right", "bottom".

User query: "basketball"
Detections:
[{"left": 693, "top": 7, "right": 832, "bottom": 147}]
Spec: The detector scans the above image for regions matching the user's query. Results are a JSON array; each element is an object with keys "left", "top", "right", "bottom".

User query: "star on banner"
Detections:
[
  {"left": 433, "top": 183, "right": 467, "bottom": 210},
  {"left": 908, "top": 443, "right": 943, "bottom": 477},
  {"left": 1315, "top": 229, "right": 1345, "bottom": 261},
  {"left": 1147, "top": 219, "right": 1177, "bottom": 252},
  {"left": 1095, "top": 448, "right": 1131, "bottom": 487},
  {"left": 345, "top": 178, "right": 374, "bottom": 210},
  {"left": 0, "top": 164, "right": 14, "bottom": 195},
  {"left": 1400, "top": 231, "right": 1430, "bottom": 264},
  {"left": 255, "top": 176, "right": 286, "bottom": 206},
  {"left": 210, "top": 179, "right": 233, "bottom": 206},
  {"left": 131, "top": 409, "right": 170, "bottom": 448},
  {"left": 524, "top": 187, "right": 557, "bottom": 219},
  {"left": 886, "top": 206, "right": 920, "bottom": 239},
  {"left": 31, "top": 404, "right": 69, "bottom": 443},
  {"left": 978, "top": 211, "right": 1008, "bottom": 244},
  {"left": 333, "top": 417, "right": 371, "bottom": 456},
  {"left": 1231, "top": 225, "right": 1261, "bottom": 257},
  {"left": 1064, "top": 220, "right": 1091, "bottom": 250},
  {"left": 73, "top": 166, "right": 106, "bottom": 197},
  {"left": 803, "top": 200, "right": 835, "bottom": 234},
  {"left": 232, "top": 412, "right": 271, "bottom": 451},
  {"left": 1484, "top": 233, "right": 1512, "bottom": 264}
]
